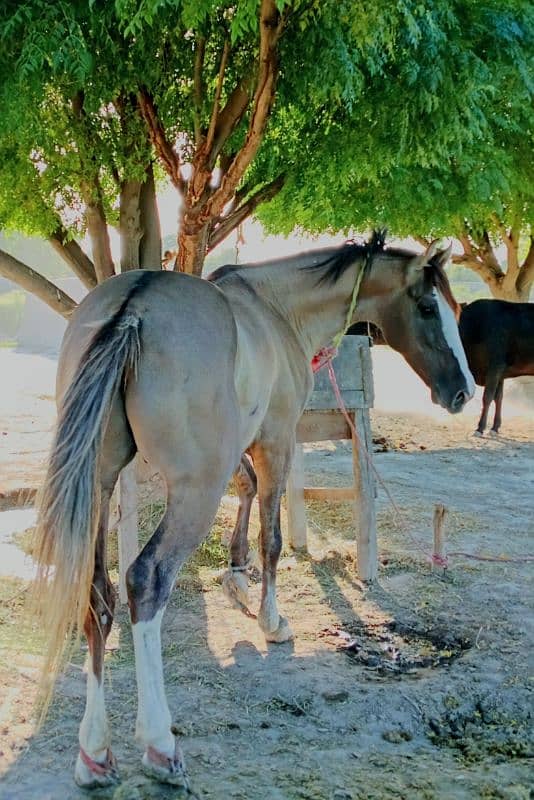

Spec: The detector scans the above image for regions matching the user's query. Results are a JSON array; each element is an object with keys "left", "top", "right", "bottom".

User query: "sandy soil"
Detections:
[{"left": 0, "top": 346, "right": 533, "bottom": 800}]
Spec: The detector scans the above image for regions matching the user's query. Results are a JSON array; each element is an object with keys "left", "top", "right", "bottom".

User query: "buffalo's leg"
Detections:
[
  {"left": 490, "top": 378, "right": 504, "bottom": 435},
  {"left": 222, "top": 456, "right": 257, "bottom": 616},
  {"left": 476, "top": 370, "right": 502, "bottom": 436}
]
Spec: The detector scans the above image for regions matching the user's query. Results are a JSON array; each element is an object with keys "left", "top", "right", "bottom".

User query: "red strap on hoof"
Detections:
[
  {"left": 79, "top": 746, "right": 115, "bottom": 776},
  {"left": 146, "top": 741, "right": 185, "bottom": 774}
]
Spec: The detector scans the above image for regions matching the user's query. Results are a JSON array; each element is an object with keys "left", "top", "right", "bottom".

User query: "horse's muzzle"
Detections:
[{"left": 449, "top": 389, "right": 468, "bottom": 414}]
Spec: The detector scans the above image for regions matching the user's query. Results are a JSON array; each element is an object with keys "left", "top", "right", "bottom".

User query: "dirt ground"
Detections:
[{"left": 0, "top": 347, "right": 533, "bottom": 800}]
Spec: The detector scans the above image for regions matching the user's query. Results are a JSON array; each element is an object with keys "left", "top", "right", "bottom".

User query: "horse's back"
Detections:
[{"left": 60, "top": 270, "right": 236, "bottom": 377}]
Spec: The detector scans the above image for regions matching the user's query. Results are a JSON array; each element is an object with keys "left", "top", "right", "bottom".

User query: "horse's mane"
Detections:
[
  {"left": 303, "top": 229, "right": 387, "bottom": 286},
  {"left": 209, "top": 231, "right": 458, "bottom": 315}
]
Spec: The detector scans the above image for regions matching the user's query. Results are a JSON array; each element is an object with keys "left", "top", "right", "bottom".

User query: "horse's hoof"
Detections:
[
  {"left": 265, "top": 616, "right": 294, "bottom": 643},
  {"left": 141, "top": 742, "right": 189, "bottom": 788},
  {"left": 473, "top": 430, "right": 484, "bottom": 438},
  {"left": 222, "top": 570, "right": 256, "bottom": 619},
  {"left": 489, "top": 429, "right": 500, "bottom": 438},
  {"left": 74, "top": 747, "right": 120, "bottom": 789}
]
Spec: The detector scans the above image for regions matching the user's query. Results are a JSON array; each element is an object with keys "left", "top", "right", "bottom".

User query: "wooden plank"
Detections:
[
  {"left": 297, "top": 409, "right": 354, "bottom": 442},
  {"left": 352, "top": 407, "right": 377, "bottom": 581},
  {"left": 303, "top": 486, "right": 355, "bottom": 501},
  {"left": 117, "top": 460, "right": 139, "bottom": 604},
  {"left": 307, "top": 388, "right": 366, "bottom": 410},
  {"left": 286, "top": 444, "right": 307, "bottom": 549},
  {"left": 358, "top": 337, "right": 375, "bottom": 407},
  {"left": 308, "top": 337, "right": 368, "bottom": 410}
]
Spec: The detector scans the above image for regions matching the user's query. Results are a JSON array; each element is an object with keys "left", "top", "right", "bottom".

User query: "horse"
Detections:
[
  {"left": 33, "top": 234, "right": 474, "bottom": 790},
  {"left": 458, "top": 299, "right": 534, "bottom": 436}
]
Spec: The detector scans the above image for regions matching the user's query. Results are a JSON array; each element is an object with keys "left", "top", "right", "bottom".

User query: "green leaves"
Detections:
[{"left": 0, "top": 0, "right": 531, "bottom": 263}]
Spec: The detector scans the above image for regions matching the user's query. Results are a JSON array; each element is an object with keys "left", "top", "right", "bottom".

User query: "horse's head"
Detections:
[{"left": 368, "top": 241, "right": 475, "bottom": 413}]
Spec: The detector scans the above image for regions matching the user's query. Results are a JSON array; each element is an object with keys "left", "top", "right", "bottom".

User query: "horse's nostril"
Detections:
[{"left": 452, "top": 391, "right": 466, "bottom": 410}]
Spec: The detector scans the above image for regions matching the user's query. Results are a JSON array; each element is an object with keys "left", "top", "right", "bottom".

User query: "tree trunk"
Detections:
[
  {"left": 0, "top": 249, "right": 76, "bottom": 318},
  {"left": 139, "top": 163, "right": 162, "bottom": 269},
  {"left": 119, "top": 180, "right": 142, "bottom": 271},
  {"left": 454, "top": 232, "right": 533, "bottom": 302},
  {"left": 85, "top": 200, "right": 115, "bottom": 282},
  {"left": 176, "top": 216, "right": 211, "bottom": 276},
  {"left": 49, "top": 228, "right": 98, "bottom": 290}
]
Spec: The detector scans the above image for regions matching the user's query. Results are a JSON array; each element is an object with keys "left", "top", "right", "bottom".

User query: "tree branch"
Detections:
[
  {"left": 205, "top": 39, "right": 231, "bottom": 155},
  {"left": 139, "top": 162, "right": 162, "bottom": 269},
  {"left": 207, "top": 174, "right": 285, "bottom": 252},
  {"left": 70, "top": 92, "right": 115, "bottom": 281},
  {"left": 209, "top": 78, "right": 253, "bottom": 169},
  {"left": 414, "top": 235, "right": 431, "bottom": 250},
  {"left": 193, "top": 37, "right": 206, "bottom": 147},
  {"left": 516, "top": 236, "right": 534, "bottom": 297},
  {"left": 49, "top": 227, "right": 97, "bottom": 290},
  {"left": 0, "top": 249, "right": 76, "bottom": 318},
  {"left": 202, "top": 0, "right": 283, "bottom": 219},
  {"left": 137, "top": 87, "right": 185, "bottom": 192}
]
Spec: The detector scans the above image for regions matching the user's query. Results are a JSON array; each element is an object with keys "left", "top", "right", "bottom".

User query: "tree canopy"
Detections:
[
  {"left": 0, "top": 0, "right": 532, "bottom": 309},
  {"left": 257, "top": 1, "right": 534, "bottom": 299}
]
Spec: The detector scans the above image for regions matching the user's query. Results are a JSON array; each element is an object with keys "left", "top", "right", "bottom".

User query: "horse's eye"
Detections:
[{"left": 419, "top": 303, "right": 436, "bottom": 318}]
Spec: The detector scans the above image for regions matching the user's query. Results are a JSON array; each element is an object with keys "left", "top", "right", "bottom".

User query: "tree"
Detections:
[
  {"left": 1, "top": 1, "right": 531, "bottom": 303},
  {"left": 257, "top": 1, "right": 534, "bottom": 300},
  {"left": 0, "top": 0, "right": 163, "bottom": 314}
]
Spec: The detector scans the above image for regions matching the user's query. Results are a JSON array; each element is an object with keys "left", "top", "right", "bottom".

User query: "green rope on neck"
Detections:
[{"left": 331, "top": 253, "right": 368, "bottom": 350}]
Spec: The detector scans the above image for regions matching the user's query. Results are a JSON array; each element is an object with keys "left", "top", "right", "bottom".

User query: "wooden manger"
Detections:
[
  {"left": 286, "top": 335, "right": 377, "bottom": 581},
  {"left": 114, "top": 336, "right": 377, "bottom": 600}
]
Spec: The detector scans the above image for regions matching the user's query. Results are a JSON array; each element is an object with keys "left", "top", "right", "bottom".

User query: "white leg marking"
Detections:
[
  {"left": 435, "top": 289, "right": 476, "bottom": 397},
  {"left": 79, "top": 670, "right": 110, "bottom": 761},
  {"left": 259, "top": 586, "right": 279, "bottom": 633},
  {"left": 132, "top": 608, "right": 175, "bottom": 757}
]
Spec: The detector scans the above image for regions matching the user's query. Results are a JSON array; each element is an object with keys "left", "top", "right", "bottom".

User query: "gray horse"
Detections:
[{"left": 33, "top": 234, "right": 474, "bottom": 789}]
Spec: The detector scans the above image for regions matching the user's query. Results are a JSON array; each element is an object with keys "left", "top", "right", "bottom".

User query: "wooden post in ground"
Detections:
[
  {"left": 117, "top": 459, "right": 139, "bottom": 603},
  {"left": 432, "top": 503, "right": 448, "bottom": 569}
]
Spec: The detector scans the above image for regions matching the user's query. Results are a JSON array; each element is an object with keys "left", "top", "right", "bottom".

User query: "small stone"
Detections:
[
  {"left": 382, "top": 730, "right": 407, "bottom": 744},
  {"left": 322, "top": 689, "right": 349, "bottom": 703}
]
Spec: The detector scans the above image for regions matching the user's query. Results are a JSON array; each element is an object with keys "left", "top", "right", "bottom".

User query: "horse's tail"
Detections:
[{"left": 33, "top": 303, "right": 142, "bottom": 711}]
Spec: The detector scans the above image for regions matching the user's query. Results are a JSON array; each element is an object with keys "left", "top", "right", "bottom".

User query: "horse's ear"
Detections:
[
  {"left": 433, "top": 241, "right": 453, "bottom": 268},
  {"left": 413, "top": 240, "right": 453, "bottom": 271}
]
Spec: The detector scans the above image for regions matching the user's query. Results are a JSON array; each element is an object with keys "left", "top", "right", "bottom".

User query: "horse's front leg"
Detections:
[
  {"left": 222, "top": 455, "right": 258, "bottom": 617},
  {"left": 250, "top": 440, "right": 294, "bottom": 644}
]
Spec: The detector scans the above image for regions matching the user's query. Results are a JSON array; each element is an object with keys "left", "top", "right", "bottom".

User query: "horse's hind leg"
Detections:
[
  {"left": 251, "top": 440, "right": 294, "bottom": 644},
  {"left": 222, "top": 455, "right": 257, "bottom": 617},
  {"left": 75, "top": 404, "right": 135, "bottom": 788},
  {"left": 126, "top": 476, "right": 230, "bottom": 786}
]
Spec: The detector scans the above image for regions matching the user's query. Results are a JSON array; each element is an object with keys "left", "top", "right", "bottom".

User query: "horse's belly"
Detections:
[{"left": 233, "top": 328, "right": 278, "bottom": 450}]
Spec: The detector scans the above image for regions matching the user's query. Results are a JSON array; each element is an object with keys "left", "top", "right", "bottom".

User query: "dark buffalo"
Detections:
[
  {"left": 458, "top": 299, "right": 534, "bottom": 435},
  {"left": 348, "top": 298, "right": 534, "bottom": 436}
]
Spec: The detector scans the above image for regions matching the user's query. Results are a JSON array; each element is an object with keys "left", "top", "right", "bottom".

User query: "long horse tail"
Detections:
[{"left": 32, "top": 296, "right": 142, "bottom": 711}]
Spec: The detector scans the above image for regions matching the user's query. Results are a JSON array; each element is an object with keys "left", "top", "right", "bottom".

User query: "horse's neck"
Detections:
[{"left": 242, "top": 261, "right": 365, "bottom": 358}]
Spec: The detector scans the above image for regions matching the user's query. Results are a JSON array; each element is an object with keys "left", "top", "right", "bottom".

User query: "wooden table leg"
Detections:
[
  {"left": 286, "top": 444, "right": 308, "bottom": 550},
  {"left": 352, "top": 408, "right": 377, "bottom": 581}
]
